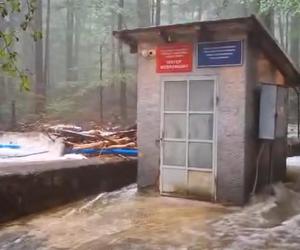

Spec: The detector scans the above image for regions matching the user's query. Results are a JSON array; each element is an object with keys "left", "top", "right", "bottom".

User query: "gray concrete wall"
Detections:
[
  {"left": 244, "top": 37, "right": 260, "bottom": 197},
  {"left": 136, "top": 31, "right": 249, "bottom": 205},
  {"left": 214, "top": 59, "right": 247, "bottom": 205},
  {"left": 245, "top": 36, "right": 288, "bottom": 198},
  {"left": 0, "top": 158, "right": 137, "bottom": 223},
  {"left": 137, "top": 42, "right": 161, "bottom": 188}
]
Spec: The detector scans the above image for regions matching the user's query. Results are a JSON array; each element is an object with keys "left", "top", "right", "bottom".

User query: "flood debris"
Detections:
[
  {"left": 46, "top": 123, "right": 137, "bottom": 158},
  {"left": 0, "top": 132, "right": 64, "bottom": 162},
  {"left": 0, "top": 123, "right": 137, "bottom": 162}
]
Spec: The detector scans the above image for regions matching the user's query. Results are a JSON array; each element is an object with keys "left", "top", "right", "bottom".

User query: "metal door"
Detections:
[{"left": 160, "top": 76, "right": 217, "bottom": 200}]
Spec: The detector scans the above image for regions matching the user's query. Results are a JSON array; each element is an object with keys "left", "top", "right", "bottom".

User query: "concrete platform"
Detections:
[{"left": 0, "top": 158, "right": 137, "bottom": 223}]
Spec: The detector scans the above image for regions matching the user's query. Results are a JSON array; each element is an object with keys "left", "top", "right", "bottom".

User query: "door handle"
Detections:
[
  {"left": 156, "top": 132, "right": 164, "bottom": 144},
  {"left": 156, "top": 138, "right": 163, "bottom": 143},
  {"left": 155, "top": 138, "right": 162, "bottom": 146}
]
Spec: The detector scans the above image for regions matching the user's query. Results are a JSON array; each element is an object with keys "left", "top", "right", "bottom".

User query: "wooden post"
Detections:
[
  {"left": 99, "top": 44, "right": 104, "bottom": 122},
  {"left": 10, "top": 100, "right": 16, "bottom": 130}
]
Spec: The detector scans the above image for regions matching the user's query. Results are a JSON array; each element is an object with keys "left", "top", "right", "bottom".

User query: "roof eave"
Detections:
[
  {"left": 113, "top": 15, "right": 300, "bottom": 85},
  {"left": 250, "top": 16, "right": 300, "bottom": 86}
]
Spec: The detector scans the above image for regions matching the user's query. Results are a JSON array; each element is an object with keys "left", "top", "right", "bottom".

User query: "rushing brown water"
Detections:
[{"left": 1, "top": 164, "right": 300, "bottom": 250}]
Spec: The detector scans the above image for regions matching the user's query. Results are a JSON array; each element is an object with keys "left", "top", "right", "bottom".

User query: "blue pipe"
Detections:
[
  {"left": 71, "top": 148, "right": 138, "bottom": 156},
  {"left": 0, "top": 144, "right": 21, "bottom": 149}
]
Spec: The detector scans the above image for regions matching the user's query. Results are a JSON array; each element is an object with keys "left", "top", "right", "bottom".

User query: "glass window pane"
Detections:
[
  {"left": 189, "top": 80, "right": 214, "bottom": 111},
  {"left": 164, "top": 81, "right": 187, "bottom": 111},
  {"left": 165, "top": 114, "right": 186, "bottom": 139},
  {"left": 163, "top": 142, "right": 186, "bottom": 166},
  {"left": 188, "top": 171, "right": 212, "bottom": 197},
  {"left": 162, "top": 169, "right": 187, "bottom": 194},
  {"left": 189, "top": 114, "right": 213, "bottom": 140},
  {"left": 188, "top": 143, "right": 212, "bottom": 169}
]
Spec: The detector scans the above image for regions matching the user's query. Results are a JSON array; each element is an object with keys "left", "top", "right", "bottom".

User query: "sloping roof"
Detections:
[{"left": 113, "top": 15, "right": 300, "bottom": 85}]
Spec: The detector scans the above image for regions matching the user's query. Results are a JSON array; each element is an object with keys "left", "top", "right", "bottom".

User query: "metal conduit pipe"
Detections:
[{"left": 292, "top": 87, "right": 300, "bottom": 139}]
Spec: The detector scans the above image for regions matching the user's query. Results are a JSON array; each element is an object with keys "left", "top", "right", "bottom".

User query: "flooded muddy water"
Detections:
[{"left": 1, "top": 165, "right": 300, "bottom": 249}]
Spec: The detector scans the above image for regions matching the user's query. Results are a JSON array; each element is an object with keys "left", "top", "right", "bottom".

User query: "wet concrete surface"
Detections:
[
  {"left": 1, "top": 165, "right": 300, "bottom": 249},
  {"left": 0, "top": 185, "right": 229, "bottom": 250},
  {"left": 0, "top": 158, "right": 137, "bottom": 223}
]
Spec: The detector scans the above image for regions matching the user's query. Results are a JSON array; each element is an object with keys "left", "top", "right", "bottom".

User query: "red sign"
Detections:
[{"left": 156, "top": 43, "right": 193, "bottom": 73}]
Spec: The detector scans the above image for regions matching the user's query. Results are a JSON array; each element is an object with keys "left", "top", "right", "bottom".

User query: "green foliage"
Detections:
[
  {"left": 245, "top": 0, "right": 300, "bottom": 14},
  {"left": 32, "top": 31, "right": 43, "bottom": 41},
  {"left": 46, "top": 98, "right": 76, "bottom": 116},
  {"left": 8, "top": 0, "right": 21, "bottom": 12},
  {"left": 20, "top": 73, "right": 30, "bottom": 91},
  {"left": 0, "top": 0, "right": 38, "bottom": 91}
]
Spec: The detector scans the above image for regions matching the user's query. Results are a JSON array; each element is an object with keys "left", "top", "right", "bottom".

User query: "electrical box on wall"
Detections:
[{"left": 259, "top": 84, "right": 287, "bottom": 140}]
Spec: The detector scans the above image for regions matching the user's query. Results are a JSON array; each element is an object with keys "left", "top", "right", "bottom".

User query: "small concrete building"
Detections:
[{"left": 114, "top": 15, "right": 300, "bottom": 205}]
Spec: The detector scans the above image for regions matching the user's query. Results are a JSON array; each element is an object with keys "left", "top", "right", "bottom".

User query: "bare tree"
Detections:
[
  {"left": 137, "top": 0, "right": 151, "bottom": 27},
  {"left": 118, "top": 0, "right": 127, "bottom": 122},
  {"left": 66, "top": 0, "right": 75, "bottom": 82},
  {"left": 155, "top": 0, "right": 161, "bottom": 26},
  {"left": 167, "top": 0, "right": 174, "bottom": 24},
  {"left": 0, "top": 14, "right": 8, "bottom": 121},
  {"left": 197, "top": 0, "right": 202, "bottom": 20},
  {"left": 110, "top": 11, "right": 116, "bottom": 89},
  {"left": 285, "top": 13, "right": 290, "bottom": 52},
  {"left": 290, "top": 13, "right": 300, "bottom": 67},
  {"left": 261, "top": 10, "right": 274, "bottom": 33},
  {"left": 34, "top": 0, "right": 45, "bottom": 114},
  {"left": 278, "top": 11, "right": 285, "bottom": 48},
  {"left": 73, "top": 4, "right": 81, "bottom": 81},
  {"left": 254, "top": 0, "right": 274, "bottom": 34},
  {"left": 99, "top": 42, "right": 104, "bottom": 122},
  {"left": 44, "top": 0, "right": 51, "bottom": 87}
]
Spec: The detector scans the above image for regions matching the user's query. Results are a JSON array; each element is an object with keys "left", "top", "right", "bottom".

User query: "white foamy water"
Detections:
[
  {"left": 1, "top": 164, "right": 300, "bottom": 249},
  {"left": 202, "top": 183, "right": 300, "bottom": 250},
  {"left": 0, "top": 132, "right": 64, "bottom": 162}
]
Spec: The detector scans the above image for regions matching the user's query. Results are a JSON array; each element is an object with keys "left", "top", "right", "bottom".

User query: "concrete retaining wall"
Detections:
[{"left": 0, "top": 158, "right": 137, "bottom": 223}]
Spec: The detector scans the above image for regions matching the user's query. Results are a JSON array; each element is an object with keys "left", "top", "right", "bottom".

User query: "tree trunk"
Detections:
[
  {"left": 290, "top": 13, "right": 300, "bottom": 67},
  {"left": 0, "top": 19, "right": 8, "bottom": 122},
  {"left": 241, "top": 0, "right": 249, "bottom": 16},
  {"left": 261, "top": 10, "right": 274, "bottom": 33},
  {"left": 155, "top": 0, "right": 161, "bottom": 26},
  {"left": 137, "top": 0, "right": 151, "bottom": 27},
  {"left": 167, "top": 0, "right": 174, "bottom": 24},
  {"left": 151, "top": 0, "right": 155, "bottom": 25},
  {"left": 10, "top": 100, "right": 16, "bottom": 130},
  {"left": 99, "top": 43, "right": 104, "bottom": 122},
  {"left": 110, "top": 11, "right": 116, "bottom": 89},
  {"left": 73, "top": 6, "right": 81, "bottom": 81},
  {"left": 66, "top": 0, "right": 75, "bottom": 82},
  {"left": 34, "top": 0, "right": 45, "bottom": 114},
  {"left": 44, "top": 0, "right": 50, "bottom": 88},
  {"left": 278, "top": 11, "right": 285, "bottom": 48},
  {"left": 197, "top": 0, "right": 202, "bottom": 20},
  {"left": 0, "top": 77, "right": 6, "bottom": 122},
  {"left": 285, "top": 13, "right": 290, "bottom": 53},
  {"left": 256, "top": 0, "right": 274, "bottom": 34},
  {"left": 118, "top": 0, "right": 127, "bottom": 123}
]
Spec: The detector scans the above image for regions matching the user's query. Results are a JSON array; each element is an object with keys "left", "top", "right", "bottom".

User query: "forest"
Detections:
[{"left": 0, "top": 0, "right": 300, "bottom": 129}]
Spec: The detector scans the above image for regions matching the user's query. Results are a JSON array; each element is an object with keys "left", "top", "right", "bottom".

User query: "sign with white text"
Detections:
[
  {"left": 197, "top": 40, "right": 243, "bottom": 67},
  {"left": 156, "top": 43, "right": 193, "bottom": 73}
]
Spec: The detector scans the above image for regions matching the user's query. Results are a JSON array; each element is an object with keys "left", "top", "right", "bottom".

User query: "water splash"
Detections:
[
  {"left": 2, "top": 169, "right": 300, "bottom": 249},
  {"left": 200, "top": 181, "right": 300, "bottom": 250}
]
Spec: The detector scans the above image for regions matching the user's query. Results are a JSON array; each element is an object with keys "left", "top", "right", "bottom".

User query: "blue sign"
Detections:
[{"left": 197, "top": 40, "right": 243, "bottom": 67}]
